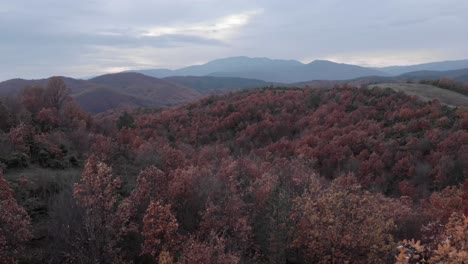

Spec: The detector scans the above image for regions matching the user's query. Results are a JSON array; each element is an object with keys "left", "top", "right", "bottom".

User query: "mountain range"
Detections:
[
  {"left": 129, "top": 56, "right": 468, "bottom": 83},
  {"left": 130, "top": 56, "right": 388, "bottom": 83},
  {"left": 1, "top": 57, "right": 468, "bottom": 113}
]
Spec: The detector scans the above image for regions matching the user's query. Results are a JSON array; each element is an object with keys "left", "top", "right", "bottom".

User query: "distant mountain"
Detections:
[
  {"left": 130, "top": 56, "right": 389, "bottom": 83},
  {"left": 378, "top": 60, "right": 468, "bottom": 75},
  {"left": 291, "top": 60, "right": 388, "bottom": 82},
  {"left": 399, "top": 68, "right": 468, "bottom": 82},
  {"left": 136, "top": 57, "right": 303, "bottom": 79}
]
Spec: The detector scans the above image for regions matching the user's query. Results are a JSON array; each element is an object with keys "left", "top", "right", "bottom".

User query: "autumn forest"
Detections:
[{"left": 0, "top": 76, "right": 466, "bottom": 263}]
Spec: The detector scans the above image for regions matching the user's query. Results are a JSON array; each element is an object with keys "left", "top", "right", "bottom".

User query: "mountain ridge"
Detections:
[
  {"left": 127, "top": 56, "right": 468, "bottom": 83},
  {"left": 128, "top": 56, "right": 388, "bottom": 82}
]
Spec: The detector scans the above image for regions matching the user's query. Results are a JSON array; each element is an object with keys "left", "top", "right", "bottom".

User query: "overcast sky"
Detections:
[{"left": 1, "top": 0, "right": 467, "bottom": 80}]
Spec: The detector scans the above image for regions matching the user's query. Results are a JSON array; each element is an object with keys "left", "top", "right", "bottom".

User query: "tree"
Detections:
[
  {"left": 117, "top": 112, "right": 136, "bottom": 130},
  {"left": 8, "top": 122, "right": 33, "bottom": 155},
  {"left": 431, "top": 213, "right": 468, "bottom": 263},
  {"left": 141, "top": 200, "right": 179, "bottom": 258},
  {"left": 290, "top": 175, "right": 398, "bottom": 263},
  {"left": 178, "top": 234, "right": 240, "bottom": 264},
  {"left": 0, "top": 169, "right": 32, "bottom": 263},
  {"left": 45, "top": 77, "right": 70, "bottom": 110},
  {"left": 0, "top": 101, "right": 14, "bottom": 132},
  {"left": 19, "top": 86, "right": 45, "bottom": 114},
  {"left": 73, "top": 156, "right": 125, "bottom": 263}
]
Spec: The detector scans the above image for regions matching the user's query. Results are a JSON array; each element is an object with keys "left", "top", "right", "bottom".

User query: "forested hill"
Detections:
[{"left": 0, "top": 84, "right": 467, "bottom": 263}]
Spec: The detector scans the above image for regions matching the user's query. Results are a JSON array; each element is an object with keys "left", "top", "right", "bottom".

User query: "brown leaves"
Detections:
[
  {"left": 290, "top": 175, "right": 399, "bottom": 263},
  {"left": 72, "top": 157, "right": 125, "bottom": 263},
  {"left": 431, "top": 213, "right": 468, "bottom": 263}
]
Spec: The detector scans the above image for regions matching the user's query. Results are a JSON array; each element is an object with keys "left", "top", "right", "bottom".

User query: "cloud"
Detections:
[
  {"left": 142, "top": 9, "right": 262, "bottom": 41},
  {"left": 0, "top": 0, "right": 467, "bottom": 80}
]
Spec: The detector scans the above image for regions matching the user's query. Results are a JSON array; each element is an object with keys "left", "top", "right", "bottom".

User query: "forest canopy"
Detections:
[{"left": 0, "top": 81, "right": 467, "bottom": 263}]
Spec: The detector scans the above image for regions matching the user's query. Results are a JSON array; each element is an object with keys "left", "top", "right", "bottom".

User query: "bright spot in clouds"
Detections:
[{"left": 142, "top": 9, "right": 262, "bottom": 40}]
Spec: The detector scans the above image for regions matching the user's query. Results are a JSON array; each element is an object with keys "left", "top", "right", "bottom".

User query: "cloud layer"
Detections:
[{"left": 1, "top": 0, "right": 467, "bottom": 80}]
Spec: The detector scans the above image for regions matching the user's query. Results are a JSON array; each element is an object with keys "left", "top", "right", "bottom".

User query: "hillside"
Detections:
[
  {"left": 73, "top": 86, "right": 156, "bottom": 113},
  {"left": 88, "top": 72, "right": 202, "bottom": 107},
  {"left": 0, "top": 73, "right": 204, "bottom": 113},
  {"left": 0, "top": 76, "right": 95, "bottom": 96},
  {"left": 2, "top": 67, "right": 468, "bottom": 114},
  {"left": 368, "top": 83, "right": 468, "bottom": 107},
  {"left": 164, "top": 76, "right": 269, "bottom": 95},
  {"left": 0, "top": 73, "right": 273, "bottom": 113},
  {"left": 1, "top": 85, "right": 467, "bottom": 263}
]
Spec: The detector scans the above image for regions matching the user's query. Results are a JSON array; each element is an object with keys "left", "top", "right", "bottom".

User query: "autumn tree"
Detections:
[
  {"left": 0, "top": 169, "right": 32, "bottom": 263},
  {"left": 141, "top": 200, "right": 179, "bottom": 259},
  {"left": 73, "top": 156, "right": 126, "bottom": 263},
  {"left": 431, "top": 212, "right": 468, "bottom": 263},
  {"left": 19, "top": 86, "right": 45, "bottom": 114},
  {"left": 290, "top": 175, "right": 398, "bottom": 263},
  {"left": 397, "top": 213, "right": 468, "bottom": 263},
  {"left": 178, "top": 234, "right": 240, "bottom": 264}
]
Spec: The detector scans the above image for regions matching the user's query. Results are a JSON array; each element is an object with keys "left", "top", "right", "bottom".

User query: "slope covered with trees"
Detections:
[{"left": 0, "top": 80, "right": 467, "bottom": 263}]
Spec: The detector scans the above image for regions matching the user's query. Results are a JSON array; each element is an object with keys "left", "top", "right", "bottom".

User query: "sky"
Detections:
[{"left": 1, "top": 0, "right": 467, "bottom": 80}]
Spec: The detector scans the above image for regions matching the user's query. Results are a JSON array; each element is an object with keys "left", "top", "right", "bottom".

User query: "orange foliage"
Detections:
[{"left": 290, "top": 175, "right": 400, "bottom": 263}]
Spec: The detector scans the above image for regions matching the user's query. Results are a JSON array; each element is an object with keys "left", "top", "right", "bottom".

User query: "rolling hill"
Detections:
[
  {"left": 2, "top": 63, "right": 468, "bottom": 114},
  {"left": 0, "top": 73, "right": 272, "bottom": 113},
  {"left": 164, "top": 76, "right": 269, "bottom": 95},
  {"left": 0, "top": 73, "right": 204, "bottom": 113},
  {"left": 87, "top": 72, "right": 202, "bottom": 107},
  {"left": 0, "top": 77, "right": 95, "bottom": 96},
  {"left": 74, "top": 86, "right": 156, "bottom": 113}
]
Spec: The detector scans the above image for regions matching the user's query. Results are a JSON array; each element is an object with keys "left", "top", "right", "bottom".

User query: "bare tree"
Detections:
[{"left": 45, "top": 77, "right": 70, "bottom": 110}]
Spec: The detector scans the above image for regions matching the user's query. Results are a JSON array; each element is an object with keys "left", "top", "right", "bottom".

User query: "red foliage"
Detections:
[
  {"left": 178, "top": 234, "right": 239, "bottom": 264},
  {"left": 73, "top": 157, "right": 124, "bottom": 262},
  {"left": 19, "top": 86, "right": 45, "bottom": 114},
  {"left": 0, "top": 169, "right": 32, "bottom": 263},
  {"left": 141, "top": 200, "right": 179, "bottom": 257},
  {"left": 8, "top": 122, "right": 33, "bottom": 154},
  {"left": 37, "top": 107, "right": 60, "bottom": 129},
  {"left": 5, "top": 85, "right": 467, "bottom": 263}
]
